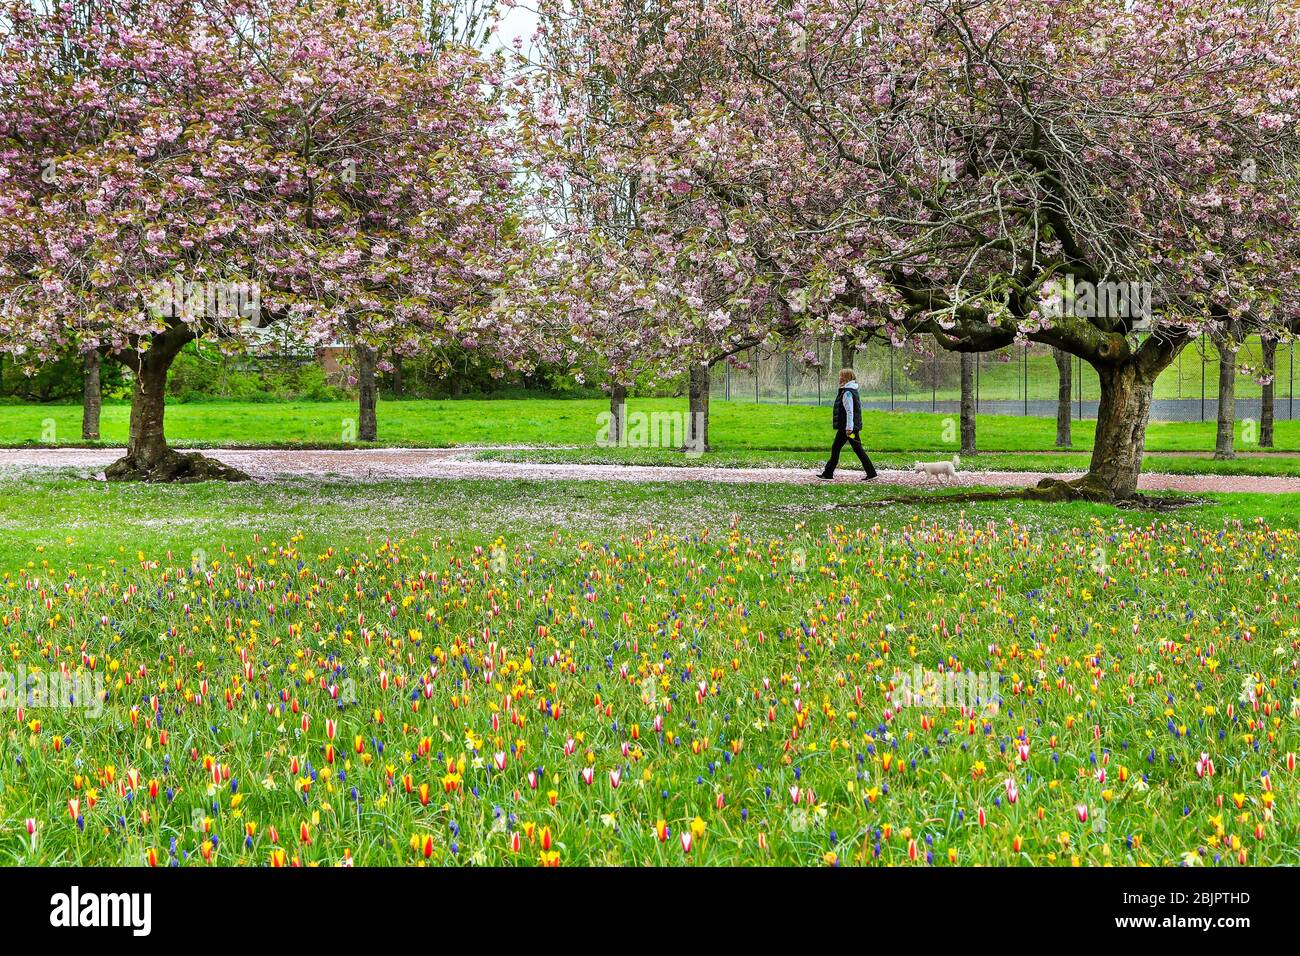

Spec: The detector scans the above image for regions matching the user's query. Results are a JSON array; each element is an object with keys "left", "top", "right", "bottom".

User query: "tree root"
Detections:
[
  {"left": 799, "top": 474, "right": 1204, "bottom": 513},
  {"left": 1022, "top": 475, "right": 1115, "bottom": 503},
  {"left": 104, "top": 450, "right": 251, "bottom": 483}
]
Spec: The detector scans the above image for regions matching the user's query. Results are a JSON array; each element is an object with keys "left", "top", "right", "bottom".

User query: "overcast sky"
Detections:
[{"left": 490, "top": 3, "right": 540, "bottom": 55}]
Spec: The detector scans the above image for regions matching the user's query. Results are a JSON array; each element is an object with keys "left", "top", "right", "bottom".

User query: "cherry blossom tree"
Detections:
[
  {"left": 513, "top": 0, "right": 802, "bottom": 452},
  {"left": 0, "top": 0, "right": 261, "bottom": 478},
  {"left": 236, "top": 0, "right": 523, "bottom": 443},
  {"left": 0, "top": 0, "right": 525, "bottom": 477},
  {"left": 525, "top": 0, "right": 1300, "bottom": 499}
]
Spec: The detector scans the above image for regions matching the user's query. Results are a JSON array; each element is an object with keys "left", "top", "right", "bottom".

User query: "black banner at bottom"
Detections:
[{"left": 0, "top": 864, "right": 1283, "bottom": 939}]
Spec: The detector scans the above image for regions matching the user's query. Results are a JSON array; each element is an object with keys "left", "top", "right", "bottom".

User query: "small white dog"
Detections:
[{"left": 913, "top": 455, "right": 961, "bottom": 482}]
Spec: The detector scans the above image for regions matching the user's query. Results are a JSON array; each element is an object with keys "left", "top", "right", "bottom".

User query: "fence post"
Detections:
[
  {"left": 817, "top": 343, "right": 822, "bottom": 406},
  {"left": 1200, "top": 339, "right": 1206, "bottom": 422},
  {"left": 889, "top": 346, "right": 895, "bottom": 411},
  {"left": 1076, "top": 353, "right": 1082, "bottom": 420},
  {"left": 754, "top": 348, "right": 759, "bottom": 404},
  {"left": 932, "top": 350, "right": 937, "bottom": 412},
  {"left": 975, "top": 353, "right": 980, "bottom": 413},
  {"left": 784, "top": 353, "right": 790, "bottom": 405},
  {"left": 1291, "top": 340, "right": 1295, "bottom": 421},
  {"left": 1023, "top": 343, "right": 1029, "bottom": 416}
]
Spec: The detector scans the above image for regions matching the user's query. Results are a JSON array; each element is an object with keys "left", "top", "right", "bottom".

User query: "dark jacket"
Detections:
[{"left": 832, "top": 382, "right": 862, "bottom": 433}]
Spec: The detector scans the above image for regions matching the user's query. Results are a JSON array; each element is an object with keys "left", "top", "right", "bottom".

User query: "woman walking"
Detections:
[{"left": 818, "top": 369, "right": 878, "bottom": 481}]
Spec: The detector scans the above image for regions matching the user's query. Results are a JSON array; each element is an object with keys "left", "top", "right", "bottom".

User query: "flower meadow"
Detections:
[{"left": 1, "top": 515, "right": 1298, "bottom": 867}]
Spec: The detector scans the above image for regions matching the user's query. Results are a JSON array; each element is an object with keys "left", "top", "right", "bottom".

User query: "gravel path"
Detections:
[{"left": 2, "top": 446, "right": 1298, "bottom": 493}]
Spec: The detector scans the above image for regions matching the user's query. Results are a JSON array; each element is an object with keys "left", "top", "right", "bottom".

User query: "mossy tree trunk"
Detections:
[
  {"left": 1261, "top": 337, "right": 1276, "bottom": 448},
  {"left": 1213, "top": 328, "right": 1241, "bottom": 460},
  {"left": 1052, "top": 347, "right": 1071, "bottom": 448},
  {"left": 959, "top": 351, "right": 977, "bottom": 455},
  {"left": 609, "top": 382, "right": 627, "bottom": 447},
  {"left": 685, "top": 363, "right": 710, "bottom": 452},
  {"left": 356, "top": 343, "right": 378, "bottom": 442},
  {"left": 82, "top": 351, "right": 101, "bottom": 441},
  {"left": 105, "top": 327, "right": 249, "bottom": 482}
]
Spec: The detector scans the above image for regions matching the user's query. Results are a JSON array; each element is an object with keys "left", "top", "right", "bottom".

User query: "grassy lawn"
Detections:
[
  {"left": 3, "top": 397, "right": 1299, "bottom": 457},
  {"left": 0, "top": 475, "right": 1296, "bottom": 865}
]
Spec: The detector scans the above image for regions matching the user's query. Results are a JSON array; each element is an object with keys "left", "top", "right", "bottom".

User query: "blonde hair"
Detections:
[{"left": 838, "top": 369, "right": 857, "bottom": 386}]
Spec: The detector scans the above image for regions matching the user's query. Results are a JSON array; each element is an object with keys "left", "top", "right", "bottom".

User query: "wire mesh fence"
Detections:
[{"left": 711, "top": 337, "right": 1299, "bottom": 422}]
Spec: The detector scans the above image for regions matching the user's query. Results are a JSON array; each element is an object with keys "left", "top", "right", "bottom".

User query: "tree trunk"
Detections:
[
  {"left": 1081, "top": 361, "right": 1156, "bottom": 499},
  {"left": 82, "top": 351, "right": 102, "bottom": 441},
  {"left": 1214, "top": 335, "right": 1238, "bottom": 460},
  {"left": 125, "top": 347, "right": 172, "bottom": 470},
  {"left": 1032, "top": 333, "right": 1189, "bottom": 502},
  {"left": 685, "top": 364, "right": 710, "bottom": 453},
  {"left": 959, "top": 351, "right": 977, "bottom": 455},
  {"left": 609, "top": 383, "right": 627, "bottom": 447},
  {"left": 1052, "top": 347, "right": 1071, "bottom": 448},
  {"left": 1261, "top": 338, "right": 1276, "bottom": 448},
  {"left": 356, "top": 343, "right": 378, "bottom": 442},
  {"left": 450, "top": 375, "right": 464, "bottom": 399},
  {"left": 839, "top": 336, "right": 855, "bottom": 370},
  {"left": 105, "top": 331, "right": 249, "bottom": 482}
]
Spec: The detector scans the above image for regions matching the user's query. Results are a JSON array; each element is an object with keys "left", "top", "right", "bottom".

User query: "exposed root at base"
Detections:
[
  {"left": 104, "top": 450, "right": 251, "bottom": 483},
  {"left": 802, "top": 475, "right": 1205, "bottom": 513}
]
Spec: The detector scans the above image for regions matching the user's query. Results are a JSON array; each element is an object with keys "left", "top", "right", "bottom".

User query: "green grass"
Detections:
[
  {"left": 0, "top": 475, "right": 1297, "bottom": 866},
  {"left": 4, "top": 397, "right": 1299, "bottom": 456}
]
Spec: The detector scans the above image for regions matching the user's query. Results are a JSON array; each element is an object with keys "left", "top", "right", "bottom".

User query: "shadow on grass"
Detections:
[{"left": 802, "top": 482, "right": 1207, "bottom": 513}]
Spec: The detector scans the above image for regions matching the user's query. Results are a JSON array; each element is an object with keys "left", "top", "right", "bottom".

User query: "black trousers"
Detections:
[{"left": 822, "top": 428, "right": 876, "bottom": 478}]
